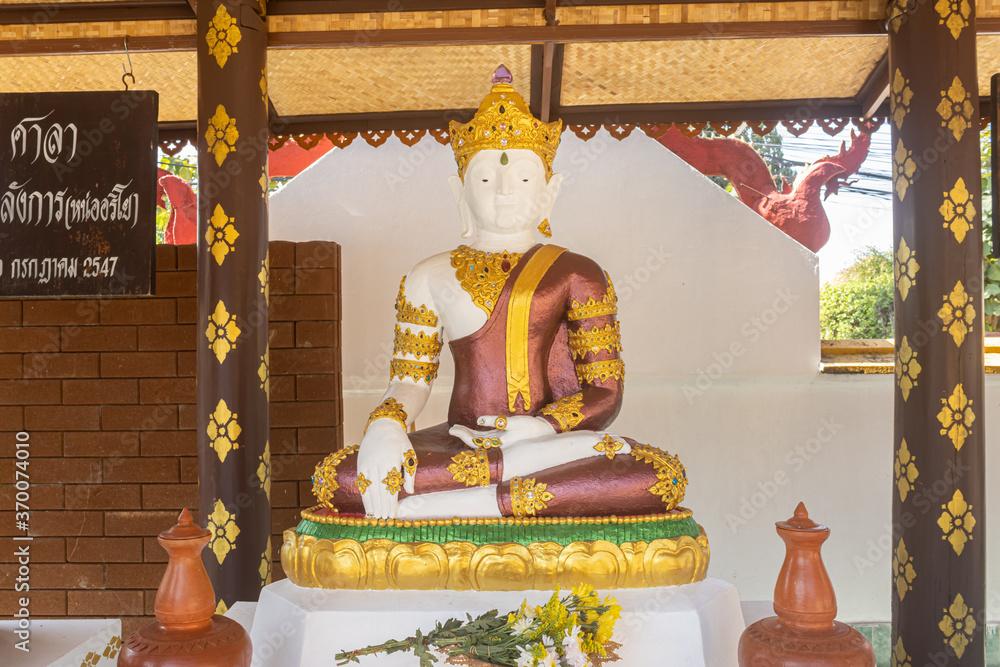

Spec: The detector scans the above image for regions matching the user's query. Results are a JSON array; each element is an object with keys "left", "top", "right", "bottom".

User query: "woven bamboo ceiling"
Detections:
[{"left": 3, "top": 0, "right": 1000, "bottom": 133}]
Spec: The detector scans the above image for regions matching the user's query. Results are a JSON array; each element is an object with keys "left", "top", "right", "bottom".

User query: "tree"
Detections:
[{"left": 819, "top": 247, "right": 894, "bottom": 339}]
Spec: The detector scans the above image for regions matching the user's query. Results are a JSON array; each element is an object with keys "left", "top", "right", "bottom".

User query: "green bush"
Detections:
[{"left": 820, "top": 248, "right": 894, "bottom": 339}]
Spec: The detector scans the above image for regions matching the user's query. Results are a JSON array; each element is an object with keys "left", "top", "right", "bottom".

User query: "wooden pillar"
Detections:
[
  {"left": 889, "top": 0, "right": 985, "bottom": 664},
  {"left": 196, "top": 0, "right": 271, "bottom": 608}
]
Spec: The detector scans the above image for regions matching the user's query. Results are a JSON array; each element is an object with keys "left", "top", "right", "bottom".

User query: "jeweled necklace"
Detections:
[{"left": 450, "top": 245, "right": 523, "bottom": 316}]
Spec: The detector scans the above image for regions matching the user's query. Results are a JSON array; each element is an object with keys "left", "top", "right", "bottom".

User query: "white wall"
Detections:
[{"left": 270, "top": 130, "right": 998, "bottom": 623}]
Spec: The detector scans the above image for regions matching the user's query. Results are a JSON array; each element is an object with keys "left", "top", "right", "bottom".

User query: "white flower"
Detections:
[
  {"left": 562, "top": 637, "right": 590, "bottom": 666},
  {"left": 515, "top": 652, "right": 535, "bottom": 667},
  {"left": 512, "top": 615, "right": 535, "bottom": 635}
]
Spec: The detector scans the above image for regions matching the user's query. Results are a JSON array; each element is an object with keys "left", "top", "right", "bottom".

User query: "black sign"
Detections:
[{"left": 0, "top": 91, "right": 158, "bottom": 296}]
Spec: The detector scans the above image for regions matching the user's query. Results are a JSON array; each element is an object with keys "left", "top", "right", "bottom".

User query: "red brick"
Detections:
[
  {"left": 271, "top": 481, "right": 298, "bottom": 508},
  {"left": 272, "top": 454, "right": 323, "bottom": 481},
  {"left": 22, "top": 300, "right": 100, "bottom": 325},
  {"left": 179, "top": 456, "right": 198, "bottom": 482},
  {"left": 271, "top": 507, "right": 302, "bottom": 533},
  {"left": 100, "top": 352, "right": 176, "bottom": 377},
  {"left": 295, "top": 241, "right": 340, "bottom": 268},
  {"left": 104, "top": 457, "right": 178, "bottom": 483},
  {"left": 0, "top": 537, "right": 63, "bottom": 562},
  {"left": 271, "top": 375, "right": 295, "bottom": 402},
  {"left": 0, "top": 430, "right": 60, "bottom": 457},
  {"left": 269, "top": 241, "right": 295, "bottom": 267},
  {"left": 177, "top": 350, "right": 195, "bottom": 376},
  {"left": 269, "top": 322, "right": 295, "bottom": 348},
  {"left": 156, "top": 244, "right": 177, "bottom": 270},
  {"left": 295, "top": 267, "right": 337, "bottom": 294},
  {"left": 0, "top": 590, "right": 65, "bottom": 616},
  {"left": 140, "top": 430, "right": 195, "bottom": 456},
  {"left": 26, "top": 458, "right": 101, "bottom": 483},
  {"left": 100, "top": 299, "right": 175, "bottom": 325},
  {"left": 0, "top": 406, "right": 23, "bottom": 430},
  {"left": 176, "top": 297, "right": 197, "bottom": 324},
  {"left": 271, "top": 295, "right": 337, "bottom": 322},
  {"left": 270, "top": 268, "right": 295, "bottom": 295},
  {"left": 23, "top": 352, "right": 99, "bottom": 378},
  {"left": 138, "top": 377, "right": 195, "bottom": 404},
  {"left": 102, "top": 404, "right": 177, "bottom": 430},
  {"left": 18, "top": 511, "right": 103, "bottom": 536},
  {"left": 0, "top": 327, "right": 59, "bottom": 353},
  {"left": 61, "top": 325, "right": 136, "bottom": 351},
  {"left": 0, "top": 301, "right": 21, "bottom": 325},
  {"left": 155, "top": 271, "right": 196, "bottom": 297},
  {"left": 0, "top": 483, "right": 62, "bottom": 509},
  {"left": 143, "top": 537, "right": 168, "bottom": 562},
  {"left": 69, "top": 590, "right": 143, "bottom": 616},
  {"left": 28, "top": 564, "right": 104, "bottom": 589},
  {"left": 176, "top": 244, "right": 197, "bottom": 269},
  {"left": 0, "top": 379, "right": 60, "bottom": 405},
  {"left": 141, "top": 483, "right": 198, "bottom": 509},
  {"left": 270, "top": 428, "right": 296, "bottom": 454},
  {"left": 295, "top": 321, "right": 338, "bottom": 348},
  {"left": 106, "top": 563, "right": 165, "bottom": 589},
  {"left": 0, "top": 354, "right": 22, "bottom": 379},
  {"left": 137, "top": 324, "right": 195, "bottom": 351},
  {"left": 296, "top": 374, "right": 338, "bottom": 401},
  {"left": 25, "top": 405, "right": 101, "bottom": 430},
  {"left": 62, "top": 379, "right": 138, "bottom": 405},
  {"left": 63, "top": 431, "right": 138, "bottom": 458},
  {"left": 67, "top": 537, "right": 143, "bottom": 563},
  {"left": 105, "top": 510, "right": 177, "bottom": 536},
  {"left": 272, "top": 401, "right": 337, "bottom": 428},
  {"left": 297, "top": 427, "right": 341, "bottom": 453},
  {"left": 271, "top": 348, "right": 337, "bottom": 375},
  {"left": 178, "top": 404, "right": 197, "bottom": 429},
  {"left": 65, "top": 484, "right": 140, "bottom": 509}
]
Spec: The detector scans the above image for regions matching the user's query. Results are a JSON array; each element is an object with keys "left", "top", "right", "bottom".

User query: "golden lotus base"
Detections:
[{"left": 280, "top": 516, "right": 710, "bottom": 591}]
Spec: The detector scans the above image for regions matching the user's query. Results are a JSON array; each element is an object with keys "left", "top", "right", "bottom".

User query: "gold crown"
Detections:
[{"left": 449, "top": 65, "right": 563, "bottom": 180}]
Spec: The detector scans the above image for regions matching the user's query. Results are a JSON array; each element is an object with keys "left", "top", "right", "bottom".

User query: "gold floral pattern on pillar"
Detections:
[
  {"left": 205, "top": 3, "right": 242, "bottom": 68},
  {"left": 207, "top": 398, "right": 241, "bottom": 462},
  {"left": 205, "top": 104, "right": 239, "bottom": 167},
  {"left": 258, "top": 252, "right": 270, "bottom": 305},
  {"left": 206, "top": 300, "right": 241, "bottom": 363},
  {"left": 937, "top": 488, "right": 976, "bottom": 556},
  {"left": 892, "top": 637, "right": 912, "bottom": 667},
  {"left": 257, "top": 439, "right": 271, "bottom": 500},
  {"left": 215, "top": 599, "right": 228, "bottom": 615},
  {"left": 937, "top": 281, "right": 975, "bottom": 346},
  {"left": 259, "top": 165, "right": 269, "bottom": 198},
  {"left": 259, "top": 536, "right": 272, "bottom": 587},
  {"left": 936, "top": 77, "right": 975, "bottom": 142},
  {"left": 939, "top": 177, "right": 976, "bottom": 243},
  {"left": 259, "top": 67, "right": 268, "bottom": 106},
  {"left": 936, "top": 383, "right": 975, "bottom": 450},
  {"left": 258, "top": 348, "right": 269, "bottom": 397},
  {"left": 890, "top": 69, "right": 913, "bottom": 129},
  {"left": 893, "top": 237, "right": 919, "bottom": 301},
  {"left": 206, "top": 203, "right": 239, "bottom": 265},
  {"left": 934, "top": 0, "right": 971, "bottom": 39},
  {"left": 893, "top": 537, "right": 916, "bottom": 601},
  {"left": 893, "top": 139, "right": 917, "bottom": 201},
  {"left": 894, "top": 438, "right": 919, "bottom": 502},
  {"left": 938, "top": 593, "right": 976, "bottom": 658},
  {"left": 894, "top": 336, "right": 921, "bottom": 401},
  {"left": 207, "top": 498, "right": 240, "bottom": 564}
]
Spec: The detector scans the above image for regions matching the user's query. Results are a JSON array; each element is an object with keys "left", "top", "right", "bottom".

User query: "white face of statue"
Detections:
[{"left": 450, "top": 148, "right": 562, "bottom": 239}]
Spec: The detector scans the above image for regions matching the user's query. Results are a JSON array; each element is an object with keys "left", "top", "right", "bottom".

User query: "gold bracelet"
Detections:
[
  {"left": 540, "top": 392, "right": 585, "bottom": 432},
  {"left": 389, "top": 358, "right": 439, "bottom": 384},
  {"left": 575, "top": 359, "right": 624, "bottom": 385},
  {"left": 393, "top": 325, "right": 442, "bottom": 359},
  {"left": 366, "top": 397, "right": 408, "bottom": 432}
]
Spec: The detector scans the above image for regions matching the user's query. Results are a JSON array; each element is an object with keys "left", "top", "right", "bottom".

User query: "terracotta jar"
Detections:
[
  {"left": 118, "top": 508, "right": 252, "bottom": 667},
  {"left": 738, "top": 503, "right": 874, "bottom": 667}
]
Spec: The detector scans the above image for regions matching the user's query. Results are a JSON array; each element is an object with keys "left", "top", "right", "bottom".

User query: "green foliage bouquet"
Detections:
[{"left": 335, "top": 584, "right": 622, "bottom": 667}]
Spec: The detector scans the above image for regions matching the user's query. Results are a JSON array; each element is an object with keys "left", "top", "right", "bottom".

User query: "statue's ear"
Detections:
[
  {"left": 448, "top": 174, "right": 474, "bottom": 239},
  {"left": 540, "top": 172, "right": 564, "bottom": 220}
]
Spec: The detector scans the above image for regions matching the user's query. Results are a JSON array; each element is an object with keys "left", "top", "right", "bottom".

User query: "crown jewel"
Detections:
[{"left": 449, "top": 65, "right": 563, "bottom": 180}]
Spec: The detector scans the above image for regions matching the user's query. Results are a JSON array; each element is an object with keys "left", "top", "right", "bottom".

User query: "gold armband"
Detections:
[
  {"left": 575, "top": 359, "right": 624, "bottom": 385},
  {"left": 567, "top": 273, "right": 618, "bottom": 321},
  {"left": 630, "top": 444, "right": 687, "bottom": 511},
  {"left": 393, "top": 325, "right": 442, "bottom": 359},
  {"left": 510, "top": 477, "right": 554, "bottom": 517},
  {"left": 447, "top": 448, "right": 491, "bottom": 487},
  {"left": 389, "top": 359, "right": 439, "bottom": 384},
  {"left": 540, "top": 392, "right": 585, "bottom": 431},
  {"left": 366, "top": 397, "right": 408, "bottom": 432},
  {"left": 567, "top": 322, "right": 622, "bottom": 359},
  {"left": 311, "top": 444, "right": 359, "bottom": 510},
  {"left": 395, "top": 276, "right": 439, "bottom": 328}
]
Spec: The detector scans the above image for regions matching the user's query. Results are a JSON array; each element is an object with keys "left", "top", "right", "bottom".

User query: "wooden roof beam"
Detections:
[
  {"left": 0, "top": 0, "right": 193, "bottom": 24},
  {"left": 855, "top": 53, "right": 889, "bottom": 118}
]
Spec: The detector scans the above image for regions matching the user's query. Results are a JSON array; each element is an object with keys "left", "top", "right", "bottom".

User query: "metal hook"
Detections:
[{"left": 121, "top": 35, "right": 136, "bottom": 91}]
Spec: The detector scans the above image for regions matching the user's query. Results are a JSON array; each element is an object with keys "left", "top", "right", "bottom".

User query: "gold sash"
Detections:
[{"left": 506, "top": 245, "right": 566, "bottom": 412}]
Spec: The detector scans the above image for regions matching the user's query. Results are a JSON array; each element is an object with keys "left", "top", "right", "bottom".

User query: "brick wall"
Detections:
[{"left": 0, "top": 241, "right": 341, "bottom": 635}]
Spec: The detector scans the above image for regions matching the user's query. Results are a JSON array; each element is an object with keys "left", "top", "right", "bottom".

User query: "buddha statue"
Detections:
[{"left": 282, "top": 66, "right": 709, "bottom": 591}]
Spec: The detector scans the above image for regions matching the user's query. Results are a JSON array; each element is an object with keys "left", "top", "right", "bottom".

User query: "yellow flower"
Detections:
[
  {"left": 206, "top": 398, "right": 241, "bottom": 463},
  {"left": 938, "top": 281, "right": 975, "bottom": 347},
  {"left": 893, "top": 139, "right": 917, "bottom": 201},
  {"left": 205, "top": 300, "right": 241, "bottom": 364},
  {"left": 936, "top": 76, "right": 974, "bottom": 142},
  {"left": 205, "top": 4, "right": 242, "bottom": 68},
  {"left": 939, "top": 177, "right": 976, "bottom": 243},
  {"left": 937, "top": 383, "right": 975, "bottom": 450},
  {"left": 205, "top": 104, "right": 239, "bottom": 167},
  {"left": 894, "top": 237, "right": 919, "bottom": 301},
  {"left": 895, "top": 336, "right": 921, "bottom": 402},
  {"left": 935, "top": 0, "right": 971, "bottom": 39},
  {"left": 205, "top": 203, "right": 239, "bottom": 266},
  {"left": 206, "top": 499, "right": 240, "bottom": 564},
  {"left": 937, "top": 488, "right": 976, "bottom": 556},
  {"left": 894, "top": 439, "right": 919, "bottom": 502},
  {"left": 893, "top": 538, "right": 916, "bottom": 601},
  {"left": 891, "top": 69, "right": 913, "bottom": 129},
  {"left": 938, "top": 593, "right": 976, "bottom": 658},
  {"left": 256, "top": 440, "right": 270, "bottom": 500}
]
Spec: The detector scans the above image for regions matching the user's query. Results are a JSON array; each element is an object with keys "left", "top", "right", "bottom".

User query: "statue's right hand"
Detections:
[{"left": 357, "top": 419, "right": 411, "bottom": 518}]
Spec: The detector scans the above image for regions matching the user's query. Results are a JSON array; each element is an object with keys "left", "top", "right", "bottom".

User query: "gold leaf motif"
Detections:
[
  {"left": 205, "top": 104, "right": 239, "bottom": 167},
  {"left": 895, "top": 336, "right": 921, "bottom": 401},
  {"left": 259, "top": 536, "right": 272, "bottom": 586},
  {"left": 205, "top": 203, "right": 238, "bottom": 266},
  {"left": 393, "top": 325, "right": 442, "bottom": 359},
  {"left": 894, "top": 237, "right": 919, "bottom": 301},
  {"left": 258, "top": 348, "right": 269, "bottom": 397},
  {"left": 256, "top": 439, "right": 271, "bottom": 500},
  {"left": 893, "top": 139, "right": 917, "bottom": 201},
  {"left": 447, "top": 448, "right": 491, "bottom": 487},
  {"left": 510, "top": 477, "right": 554, "bottom": 517},
  {"left": 355, "top": 472, "right": 371, "bottom": 494},
  {"left": 935, "top": 0, "right": 971, "bottom": 39},
  {"left": 630, "top": 444, "right": 687, "bottom": 510},
  {"left": 567, "top": 273, "right": 618, "bottom": 321},
  {"left": 258, "top": 252, "right": 269, "bottom": 305},
  {"left": 568, "top": 321, "right": 622, "bottom": 359},
  {"left": 311, "top": 445, "right": 359, "bottom": 510},
  {"left": 205, "top": 3, "right": 241, "bottom": 68},
  {"left": 575, "top": 359, "right": 624, "bottom": 385},
  {"left": 891, "top": 69, "right": 913, "bottom": 130},
  {"left": 540, "top": 392, "right": 585, "bottom": 432},
  {"left": 205, "top": 300, "right": 241, "bottom": 363},
  {"left": 893, "top": 538, "right": 916, "bottom": 601},
  {"left": 389, "top": 358, "right": 439, "bottom": 384},
  {"left": 936, "top": 76, "right": 975, "bottom": 142},
  {"left": 937, "top": 488, "right": 976, "bottom": 556},
  {"left": 938, "top": 281, "right": 975, "bottom": 347},
  {"left": 206, "top": 499, "right": 240, "bottom": 565},
  {"left": 450, "top": 245, "right": 522, "bottom": 316},
  {"left": 259, "top": 165, "right": 268, "bottom": 198},
  {"left": 894, "top": 438, "right": 919, "bottom": 502},
  {"left": 939, "top": 592, "right": 976, "bottom": 658},
  {"left": 940, "top": 177, "right": 976, "bottom": 243},
  {"left": 395, "top": 276, "right": 439, "bottom": 328},
  {"left": 215, "top": 599, "right": 228, "bottom": 614},
  {"left": 383, "top": 468, "right": 404, "bottom": 495},
  {"left": 207, "top": 398, "right": 241, "bottom": 463},
  {"left": 403, "top": 449, "right": 419, "bottom": 477},
  {"left": 594, "top": 434, "right": 624, "bottom": 460},
  {"left": 937, "top": 383, "right": 975, "bottom": 450},
  {"left": 892, "top": 637, "right": 912, "bottom": 667},
  {"left": 259, "top": 67, "right": 268, "bottom": 105}
]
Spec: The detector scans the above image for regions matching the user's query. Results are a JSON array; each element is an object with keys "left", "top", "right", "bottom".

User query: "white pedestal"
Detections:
[
  {"left": 248, "top": 578, "right": 744, "bottom": 667},
  {"left": 0, "top": 618, "right": 121, "bottom": 667}
]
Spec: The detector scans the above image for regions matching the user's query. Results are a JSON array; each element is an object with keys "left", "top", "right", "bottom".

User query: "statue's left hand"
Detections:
[{"left": 448, "top": 415, "right": 556, "bottom": 450}]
